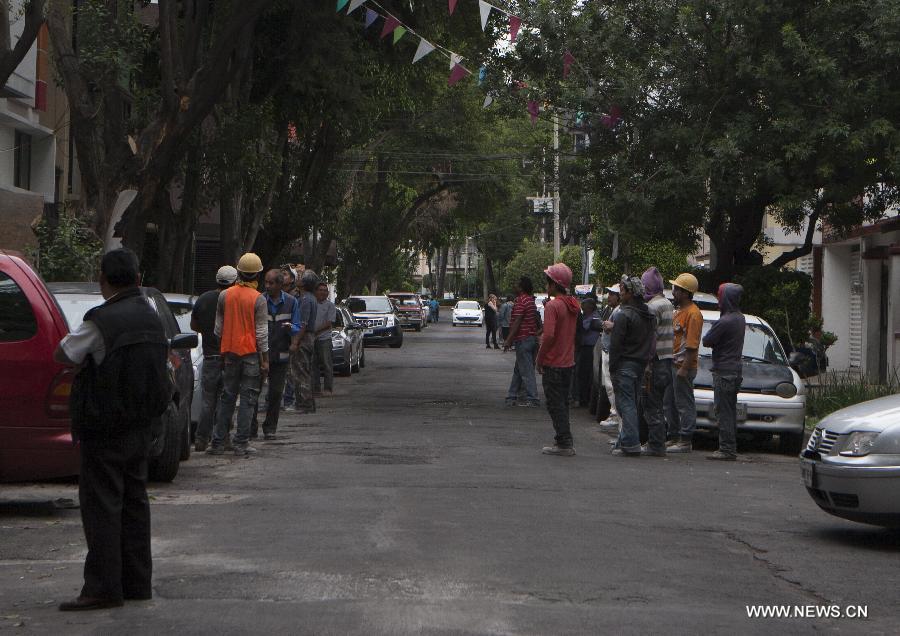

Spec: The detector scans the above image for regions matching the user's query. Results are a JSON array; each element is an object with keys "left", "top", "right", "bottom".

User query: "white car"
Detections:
[
  {"left": 451, "top": 300, "right": 484, "bottom": 327},
  {"left": 534, "top": 294, "right": 548, "bottom": 321},
  {"left": 164, "top": 294, "right": 203, "bottom": 430},
  {"left": 800, "top": 393, "right": 900, "bottom": 527}
]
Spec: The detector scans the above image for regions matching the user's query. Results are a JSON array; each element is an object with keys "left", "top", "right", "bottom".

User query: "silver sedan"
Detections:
[{"left": 800, "top": 393, "right": 900, "bottom": 527}]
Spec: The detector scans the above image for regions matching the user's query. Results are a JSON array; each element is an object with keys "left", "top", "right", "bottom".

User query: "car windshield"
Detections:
[
  {"left": 54, "top": 295, "right": 104, "bottom": 330},
  {"left": 167, "top": 302, "right": 193, "bottom": 332},
  {"left": 699, "top": 321, "right": 787, "bottom": 365},
  {"left": 395, "top": 299, "right": 419, "bottom": 306},
  {"left": 457, "top": 301, "right": 480, "bottom": 310},
  {"left": 347, "top": 296, "right": 392, "bottom": 313}
]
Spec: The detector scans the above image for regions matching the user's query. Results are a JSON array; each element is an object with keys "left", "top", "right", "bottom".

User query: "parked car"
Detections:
[
  {"left": 346, "top": 295, "right": 403, "bottom": 348},
  {"left": 48, "top": 282, "right": 197, "bottom": 482},
  {"left": 800, "top": 393, "right": 900, "bottom": 528},
  {"left": 387, "top": 292, "right": 427, "bottom": 331},
  {"left": 663, "top": 289, "right": 720, "bottom": 310},
  {"left": 534, "top": 294, "right": 547, "bottom": 322},
  {"left": 332, "top": 305, "right": 365, "bottom": 376},
  {"left": 451, "top": 300, "right": 484, "bottom": 327},
  {"left": 164, "top": 293, "right": 203, "bottom": 437}
]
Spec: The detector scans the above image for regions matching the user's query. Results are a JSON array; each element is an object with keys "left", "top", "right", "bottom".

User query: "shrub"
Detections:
[
  {"left": 30, "top": 212, "right": 103, "bottom": 282},
  {"left": 735, "top": 266, "right": 812, "bottom": 350},
  {"left": 806, "top": 372, "right": 899, "bottom": 421},
  {"left": 501, "top": 239, "right": 582, "bottom": 293},
  {"left": 593, "top": 239, "right": 689, "bottom": 287}
]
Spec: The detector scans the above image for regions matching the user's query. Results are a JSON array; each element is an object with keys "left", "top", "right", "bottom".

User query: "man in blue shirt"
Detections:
[{"left": 252, "top": 269, "right": 300, "bottom": 440}]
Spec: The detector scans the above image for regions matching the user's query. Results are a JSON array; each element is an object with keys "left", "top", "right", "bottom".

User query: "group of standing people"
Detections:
[
  {"left": 497, "top": 263, "right": 747, "bottom": 461},
  {"left": 191, "top": 253, "right": 337, "bottom": 456}
]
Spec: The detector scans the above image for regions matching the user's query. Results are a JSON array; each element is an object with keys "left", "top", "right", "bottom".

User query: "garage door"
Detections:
[{"left": 848, "top": 246, "right": 862, "bottom": 368}]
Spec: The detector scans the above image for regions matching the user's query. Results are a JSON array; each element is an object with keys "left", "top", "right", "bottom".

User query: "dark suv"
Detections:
[{"left": 346, "top": 295, "right": 403, "bottom": 348}]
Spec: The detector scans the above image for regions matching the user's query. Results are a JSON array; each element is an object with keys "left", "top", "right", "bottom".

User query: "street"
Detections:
[{"left": 1, "top": 322, "right": 898, "bottom": 635}]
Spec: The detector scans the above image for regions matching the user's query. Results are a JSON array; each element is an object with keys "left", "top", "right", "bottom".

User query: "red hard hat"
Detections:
[{"left": 544, "top": 263, "right": 573, "bottom": 290}]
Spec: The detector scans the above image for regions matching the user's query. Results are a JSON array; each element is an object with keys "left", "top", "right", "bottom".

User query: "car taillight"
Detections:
[{"left": 46, "top": 368, "right": 75, "bottom": 418}]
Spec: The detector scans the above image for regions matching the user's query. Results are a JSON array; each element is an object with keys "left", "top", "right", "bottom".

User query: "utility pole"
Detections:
[{"left": 553, "top": 113, "right": 561, "bottom": 260}]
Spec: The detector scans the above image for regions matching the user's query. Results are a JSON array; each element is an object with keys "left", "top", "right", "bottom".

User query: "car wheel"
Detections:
[
  {"left": 351, "top": 348, "right": 361, "bottom": 373},
  {"left": 179, "top": 398, "right": 191, "bottom": 462},
  {"left": 779, "top": 431, "right": 805, "bottom": 455},
  {"left": 338, "top": 362, "right": 352, "bottom": 376},
  {"left": 414, "top": 325, "right": 421, "bottom": 332},
  {"left": 149, "top": 403, "right": 181, "bottom": 483},
  {"left": 390, "top": 338, "right": 403, "bottom": 348},
  {"left": 359, "top": 348, "right": 366, "bottom": 368}
]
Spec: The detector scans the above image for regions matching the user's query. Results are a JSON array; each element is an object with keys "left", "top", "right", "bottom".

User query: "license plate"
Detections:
[
  {"left": 364, "top": 329, "right": 374, "bottom": 335},
  {"left": 736, "top": 402, "right": 748, "bottom": 421},
  {"left": 801, "top": 463, "right": 815, "bottom": 488}
]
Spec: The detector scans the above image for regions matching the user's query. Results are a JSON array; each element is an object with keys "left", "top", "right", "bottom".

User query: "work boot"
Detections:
[
  {"left": 541, "top": 445, "right": 576, "bottom": 456},
  {"left": 611, "top": 448, "right": 641, "bottom": 457},
  {"left": 667, "top": 440, "right": 693, "bottom": 453},
  {"left": 206, "top": 445, "right": 224, "bottom": 456},
  {"left": 707, "top": 450, "right": 737, "bottom": 461},
  {"left": 194, "top": 437, "right": 209, "bottom": 453},
  {"left": 640, "top": 445, "right": 667, "bottom": 457},
  {"left": 233, "top": 445, "right": 257, "bottom": 457}
]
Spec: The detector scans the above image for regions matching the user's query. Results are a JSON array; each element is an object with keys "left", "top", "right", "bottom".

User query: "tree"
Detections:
[{"left": 0, "top": 0, "right": 45, "bottom": 88}]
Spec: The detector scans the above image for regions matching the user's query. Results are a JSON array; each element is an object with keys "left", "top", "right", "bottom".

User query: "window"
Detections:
[
  {"left": 347, "top": 297, "right": 392, "bottom": 313},
  {"left": 699, "top": 321, "right": 787, "bottom": 365},
  {"left": 0, "top": 272, "right": 38, "bottom": 342},
  {"left": 14, "top": 131, "right": 32, "bottom": 190}
]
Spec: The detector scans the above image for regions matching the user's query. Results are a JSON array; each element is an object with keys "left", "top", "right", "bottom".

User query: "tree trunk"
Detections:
[
  {"left": 220, "top": 189, "right": 243, "bottom": 266},
  {"left": 483, "top": 254, "right": 497, "bottom": 297},
  {"left": 708, "top": 200, "right": 767, "bottom": 284},
  {"left": 436, "top": 245, "right": 449, "bottom": 298}
]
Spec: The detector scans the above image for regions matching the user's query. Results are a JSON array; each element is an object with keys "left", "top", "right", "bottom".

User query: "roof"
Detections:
[{"left": 46, "top": 282, "right": 101, "bottom": 294}]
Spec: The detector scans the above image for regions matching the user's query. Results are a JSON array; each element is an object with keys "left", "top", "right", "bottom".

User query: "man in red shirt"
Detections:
[
  {"left": 502, "top": 276, "right": 541, "bottom": 406},
  {"left": 536, "top": 263, "right": 581, "bottom": 456}
]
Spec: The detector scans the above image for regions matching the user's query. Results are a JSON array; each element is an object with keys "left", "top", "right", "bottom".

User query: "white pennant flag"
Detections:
[
  {"left": 413, "top": 38, "right": 435, "bottom": 64},
  {"left": 347, "top": 0, "right": 366, "bottom": 13},
  {"left": 482, "top": 94, "right": 494, "bottom": 109},
  {"left": 479, "top": 0, "right": 493, "bottom": 31},
  {"left": 449, "top": 52, "right": 462, "bottom": 71}
]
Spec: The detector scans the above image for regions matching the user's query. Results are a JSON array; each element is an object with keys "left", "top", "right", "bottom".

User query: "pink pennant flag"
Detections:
[
  {"left": 601, "top": 105, "right": 622, "bottom": 128},
  {"left": 527, "top": 100, "right": 540, "bottom": 125},
  {"left": 449, "top": 0, "right": 458, "bottom": 15},
  {"left": 448, "top": 63, "right": 469, "bottom": 86},
  {"left": 563, "top": 51, "right": 575, "bottom": 78},
  {"left": 380, "top": 15, "right": 400, "bottom": 39},
  {"left": 509, "top": 16, "right": 521, "bottom": 43}
]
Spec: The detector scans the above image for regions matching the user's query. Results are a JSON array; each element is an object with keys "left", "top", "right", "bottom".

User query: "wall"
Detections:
[{"left": 821, "top": 244, "right": 852, "bottom": 370}]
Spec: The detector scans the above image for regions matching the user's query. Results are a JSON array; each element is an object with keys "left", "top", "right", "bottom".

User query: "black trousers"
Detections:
[
  {"left": 543, "top": 366, "right": 575, "bottom": 448},
  {"left": 252, "top": 361, "right": 289, "bottom": 437},
  {"left": 485, "top": 319, "right": 498, "bottom": 346},
  {"left": 78, "top": 427, "right": 153, "bottom": 601},
  {"left": 576, "top": 345, "right": 594, "bottom": 405}
]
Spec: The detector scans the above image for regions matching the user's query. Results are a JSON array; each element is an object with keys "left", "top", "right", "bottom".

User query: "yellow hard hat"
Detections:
[
  {"left": 237, "top": 252, "right": 264, "bottom": 274},
  {"left": 669, "top": 272, "right": 699, "bottom": 293}
]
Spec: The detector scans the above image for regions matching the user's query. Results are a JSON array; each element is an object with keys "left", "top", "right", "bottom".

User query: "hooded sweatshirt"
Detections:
[
  {"left": 702, "top": 283, "right": 746, "bottom": 374},
  {"left": 536, "top": 294, "right": 581, "bottom": 368},
  {"left": 642, "top": 267, "right": 673, "bottom": 360},
  {"left": 608, "top": 296, "right": 656, "bottom": 372}
]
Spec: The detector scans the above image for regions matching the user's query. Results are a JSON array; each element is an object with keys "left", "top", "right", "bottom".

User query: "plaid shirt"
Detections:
[{"left": 510, "top": 293, "right": 538, "bottom": 342}]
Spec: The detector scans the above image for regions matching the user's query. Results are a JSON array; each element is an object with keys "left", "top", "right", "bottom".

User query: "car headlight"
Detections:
[
  {"left": 839, "top": 432, "right": 880, "bottom": 457},
  {"left": 385, "top": 315, "right": 395, "bottom": 327},
  {"left": 775, "top": 382, "right": 798, "bottom": 399}
]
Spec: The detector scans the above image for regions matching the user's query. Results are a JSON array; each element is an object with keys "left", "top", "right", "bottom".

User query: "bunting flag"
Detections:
[
  {"left": 478, "top": 66, "right": 487, "bottom": 84},
  {"left": 412, "top": 38, "right": 435, "bottom": 63},
  {"left": 347, "top": 0, "right": 366, "bottom": 14},
  {"left": 336, "top": 0, "right": 350, "bottom": 11},
  {"left": 449, "top": 52, "right": 462, "bottom": 71},
  {"left": 393, "top": 26, "right": 407, "bottom": 44},
  {"left": 509, "top": 15, "right": 521, "bottom": 43},
  {"left": 483, "top": 94, "right": 494, "bottom": 109},
  {"left": 449, "top": 0, "right": 458, "bottom": 15},
  {"left": 527, "top": 100, "right": 540, "bottom": 125},
  {"left": 380, "top": 15, "right": 400, "bottom": 39},
  {"left": 479, "top": 0, "right": 492, "bottom": 30},
  {"left": 364, "top": 8, "right": 378, "bottom": 28},
  {"left": 448, "top": 63, "right": 469, "bottom": 86},
  {"left": 563, "top": 51, "right": 575, "bottom": 78},
  {"left": 600, "top": 105, "right": 622, "bottom": 128}
]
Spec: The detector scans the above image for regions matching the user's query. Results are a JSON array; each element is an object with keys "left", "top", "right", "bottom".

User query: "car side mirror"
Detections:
[{"left": 171, "top": 333, "right": 198, "bottom": 350}]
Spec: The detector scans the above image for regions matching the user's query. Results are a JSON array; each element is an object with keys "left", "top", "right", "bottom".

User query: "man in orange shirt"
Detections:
[
  {"left": 667, "top": 273, "right": 703, "bottom": 453},
  {"left": 536, "top": 263, "right": 581, "bottom": 456},
  {"left": 210, "top": 253, "right": 270, "bottom": 456}
]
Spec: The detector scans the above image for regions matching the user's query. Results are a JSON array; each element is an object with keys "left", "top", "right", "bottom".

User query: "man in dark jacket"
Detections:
[
  {"left": 702, "top": 283, "right": 746, "bottom": 460},
  {"left": 608, "top": 275, "right": 656, "bottom": 456},
  {"left": 54, "top": 249, "right": 168, "bottom": 611}
]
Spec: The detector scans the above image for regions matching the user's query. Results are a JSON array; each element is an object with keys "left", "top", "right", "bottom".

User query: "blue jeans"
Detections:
[
  {"left": 213, "top": 354, "right": 261, "bottom": 448},
  {"left": 196, "top": 357, "right": 222, "bottom": 443},
  {"left": 671, "top": 365, "right": 698, "bottom": 441},
  {"left": 713, "top": 372, "right": 742, "bottom": 455},
  {"left": 506, "top": 336, "right": 538, "bottom": 403},
  {"left": 643, "top": 358, "right": 673, "bottom": 451},
  {"left": 614, "top": 358, "right": 645, "bottom": 452}
]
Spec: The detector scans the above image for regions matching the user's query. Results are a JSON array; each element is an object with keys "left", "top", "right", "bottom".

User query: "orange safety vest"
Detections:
[{"left": 220, "top": 285, "right": 260, "bottom": 356}]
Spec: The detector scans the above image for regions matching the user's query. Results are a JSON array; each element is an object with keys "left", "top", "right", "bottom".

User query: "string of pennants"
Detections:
[{"left": 334, "top": 0, "right": 622, "bottom": 129}]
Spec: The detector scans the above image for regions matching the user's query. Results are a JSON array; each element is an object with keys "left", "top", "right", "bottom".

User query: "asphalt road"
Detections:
[{"left": 1, "top": 322, "right": 898, "bottom": 635}]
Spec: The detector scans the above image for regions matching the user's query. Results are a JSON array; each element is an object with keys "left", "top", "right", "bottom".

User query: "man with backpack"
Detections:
[{"left": 54, "top": 249, "right": 170, "bottom": 611}]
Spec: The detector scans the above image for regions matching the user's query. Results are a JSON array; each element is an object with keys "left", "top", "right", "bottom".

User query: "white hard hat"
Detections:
[
  {"left": 604, "top": 284, "right": 621, "bottom": 294},
  {"left": 216, "top": 265, "right": 238, "bottom": 285}
]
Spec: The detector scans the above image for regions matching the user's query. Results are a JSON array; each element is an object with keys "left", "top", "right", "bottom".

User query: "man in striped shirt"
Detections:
[
  {"left": 502, "top": 276, "right": 540, "bottom": 407},
  {"left": 641, "top": 267, "right": 674, "bottom": 457}
]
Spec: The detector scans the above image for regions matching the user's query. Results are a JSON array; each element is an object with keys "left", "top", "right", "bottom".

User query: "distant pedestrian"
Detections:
[
  {"left": 484, "top": 293, "right": 500, "bottom": 349},
  {"left": 536, "top": 263, "right": 581, "bottom": 456},
  {"left": 291, "top": 269, "right": 319, "bottom": 413},
  {"left": 703, "top": 283, "right": 746, "bottom": 461},
  {"left": 640, "top": 267, "right": 674, "bottom": 457},
  {"left": 502, "top": 277, "right": 540, "bottom": 407},
  {"left": 575, "top": 296, "right": 602, "bottom": 407},
  {"left": 312, "top": 282, "right": 336, "bottom": 396},
  {"left": 251, "top": 269, "right": 300, "bottom": 440},
  {"left": 431, "top": 298, "right": 440, "bottom": 323},
  {"left": 54, "top": 249, "right": 170, "bottom": 611},
  {"left": 598, "top": 284, "right": 622, "bottom": 430},
  {"left": 210, "top": 252, "right": 269, "bottom": 456},
  {"left": 498, "top": 295, "right": 513, "bottom": 341},
  {"left": 191, "top": 265, "right": 238, "bottom": 452},
  {"left": 608, "top": 275, "right": 655, "bottom": 456},
  {"left": 667, "top": 273, "right": 703, "bottom": 453}
]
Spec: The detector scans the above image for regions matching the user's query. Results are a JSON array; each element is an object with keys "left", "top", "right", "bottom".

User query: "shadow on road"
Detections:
[{"left": 811, "top": 526, "right": 900, "bottom": 552}]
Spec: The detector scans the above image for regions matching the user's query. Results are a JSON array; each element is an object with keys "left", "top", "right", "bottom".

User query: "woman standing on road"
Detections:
[{"left": 485, "top": 293, "right": 500, "bottom": 349}]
